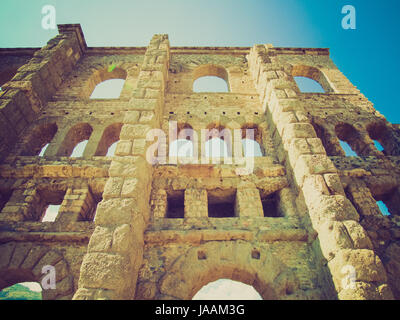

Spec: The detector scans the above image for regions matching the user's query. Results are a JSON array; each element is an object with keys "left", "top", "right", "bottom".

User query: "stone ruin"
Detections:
[{"left": 0, "top": 24, "right": 399, "bottom": 300}]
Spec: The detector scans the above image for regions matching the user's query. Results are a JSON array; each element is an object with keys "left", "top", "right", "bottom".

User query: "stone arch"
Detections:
[
  {"left": 169, "top": 123, "right": 196, "bottom": 158},
  {"left": 95, "top": 123, "right": 123, "bottom": 156},
  {"left": 291, "top": 65, "right": 334, "bottom": 93},
  {"left": 84, "top": 66, "right": 128, "bottom": 99},
  {"left": 0, "top": 242, "right": 74, "bottom": 300},
  {"left": 193, "top": 64, "right": 230, "bottom": 92},
  {"left": 335, "top": 122, "right": 367, "bottom": 156},
  {"left": 20, "top": 121, "right": 58, "bottom": 156},
  {"left": 57, "top": 123, "right": 93, "bottom": 157},
  {"left": 159, "top": 241, "right": 300, "bottom": 300},
  {"left": 366, "top": 122, "right": 400, "bottom": 156}
]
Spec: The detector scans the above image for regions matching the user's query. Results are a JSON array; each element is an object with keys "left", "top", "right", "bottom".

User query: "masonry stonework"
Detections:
[{"left": 0, "top": 24, "right": 399, "bottom": 300}]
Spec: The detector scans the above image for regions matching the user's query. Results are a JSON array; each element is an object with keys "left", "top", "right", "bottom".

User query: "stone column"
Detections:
[
  {"left": 248, "top": 44, "right": 393, "bottom": 300},
  {"left": 73, "top": 34, "right": 170, "bottom": 300}
]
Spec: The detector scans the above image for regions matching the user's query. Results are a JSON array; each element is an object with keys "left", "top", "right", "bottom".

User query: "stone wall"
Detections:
[{"left": 0, "top": 25, "right": 399, "bottom": 300}]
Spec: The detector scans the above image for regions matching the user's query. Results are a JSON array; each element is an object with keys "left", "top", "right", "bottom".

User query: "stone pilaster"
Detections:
[
  {"left": 248, "top": 44, "right": 394, "bottom": 300},
  {"left": 184, "top": 189, "right": 208, "bottom": 218},
  {"left": 235, "top": 188, "right": 263, "bottom": 217},
  {"left": 73, "top": 35, "right": 170, "bottom": 300}
]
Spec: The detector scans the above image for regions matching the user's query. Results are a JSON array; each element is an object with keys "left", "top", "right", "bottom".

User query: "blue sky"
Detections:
[{"left": 1, "top": 0, "right": 399, "bottom": 124}]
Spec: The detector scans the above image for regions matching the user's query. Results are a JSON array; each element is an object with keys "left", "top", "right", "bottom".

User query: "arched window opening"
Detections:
[
  {"left": 169, "top": 123, "right": 196, "bottom": 158},
  {"left": 21, "top": 123, "right": 58, "bottom": 157},
  {"left": 377, "top": 201, "right": 391, "bottom": 216},
  {"left": 38, "top": 143, "right": 49, "bottom": 157},
  {"left": 292, "top": 65, "right": 333, "bottom": 93},
  {"left": 293, "top": 76, "right": 325, "bottom": 93},
  {"left": 192, "top": 279, "right": 262, "bottom": 300},
  {"left": 205, "top": 138, "right": 229, "bottom": 158},
  {"left": 57, "top": 123, "right": 93, "bottom": 157},
  {"left": 241, "top": 124, "right": 263, "bottom": 157},
  {"left": 88, "top": 66, "right": 127, "bottom": 99},
  {"left": 169, "top": 139, "right": 194, "bottom": 158},
  {"left": 373, "top": 188, "right": 400, "bottom": 217},
  {"left": 242, "top": 139, "right": 263, "bottom": 157},
  {"left": 106, "top": 141, "right": 118, "bottom": 156},
  {"left": 70, "top": 140, "right": 88, "bottom": 158},
  {"left": 335, "top": 123, "right": 363, "bottom": 157},
  {"left": 95, "top": 123, "right": 123, "bottom": 156},
  {"left": 193, "top": 76, "right": 229, "bottom": 93},
  {"left": 0, "top": 282, "right": 42, "bottom": 300},
  {"left": 193, "top": 64, "right": 229, "bottom": 93},
  {"left": 90, "top": 79, "right": 125, "bottom": 99},
  {"left": 366, "top": 122, "right": 399, "bottom": 155},
  {"left": 339, "top": 140, "right": 358, "bottom": 157},
  {"left": 204, "top": 124, "right": 231, "bottom": 158}
]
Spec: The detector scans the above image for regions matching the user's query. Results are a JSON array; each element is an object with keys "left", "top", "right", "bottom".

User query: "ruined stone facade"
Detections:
[{"left": 0, "top": 24, "right": 399, "bottom": 300}]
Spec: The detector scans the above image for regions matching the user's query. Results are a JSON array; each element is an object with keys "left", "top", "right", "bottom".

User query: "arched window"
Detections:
[
  {"left": 88, "top": 66, "right": 127, "bottom": 99},
  {"left": 242, "top": 139, "right": 263, "bottom": 157},
  {"left": 367, "top": 122, "right": 400, "bottom": 155},
  {"left": 70, "top": 140, "right": 88, "bottom": 158},
  {"left": 106, "top": 141, "right": 118, "bottom": 156},
  {"left": 57, "top": 123, "right": 93, "bottom": 157},
  {"left": 193, "top": 64, "right": 229, "bottom": 92},
  {"left": 335, "top": 123, "right": 363, "bottom": 157},
  {"left": 292, "top": 65, "right": 333, "bottom": 93},
  {"left": 293, "top": 76, "right": 325, "bottom": 93},
  {"left": 95, "top": 123, "right": 123, "bottom": 156},
  {"left": 90, "top": 79, "right": 125, "bottom": 99},
  {"left": 192, "top": 279, "right": 262, "bottom": 300},
  {"left": 338, "top": 140, "right": 358, "bottom": 157},
  {"left": 21, "top": 122, "right": 58, "bottom": 157},
  {"left": 205, "top": 138, "right": 229, "bottom": 158},
  {"left": 169, "top": 139, "right": 194, "bottom": 158},
  {"left": 169, "top": 123, "right": 196, "bottom": 159},
  {"left": 0, "top": 282, "right": 42, "bottom": 300},
  {"left": 241, "top": 124, "right": 263, "bottom": 157}
]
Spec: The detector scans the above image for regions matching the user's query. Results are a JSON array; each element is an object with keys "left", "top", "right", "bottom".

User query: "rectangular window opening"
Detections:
[
  {"left": 166, "top": 191, "right": 185, "bottom": 218},
  {"left": 38, "top": 189, "right": 66, "bottom": 222},
  {"left": 207, "top": 189, "right": 236, "bottom": 218},
  {"left": 261, "top": 191, "right": 282, "bottom": 218}
]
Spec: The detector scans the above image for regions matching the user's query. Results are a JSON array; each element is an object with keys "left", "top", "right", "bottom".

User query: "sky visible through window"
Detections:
[{"left": 294, "top": 76, "right": 325, "bottom": 93}]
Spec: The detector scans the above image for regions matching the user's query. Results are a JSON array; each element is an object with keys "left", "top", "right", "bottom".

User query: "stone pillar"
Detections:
[
  {"left": 248, "top": 44, "right": 393, "bottom": 300},
  {"left": 73, "top": 34, "right": 170, "bottom": 300},
  {"left": 83, "top": 126, "right": 104, "bottom": 158},
  {"left": 235, "top": 188, "right": 263, "bottom": 217},
  {"left": 151, "top": 189, "right": 167, "bottom": 219},
  {"left": 184, "top": 189, "right": 208, "bottom": 218},
  {"left": 0, "top": 24, "right": 86, "bottom": 162}
]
